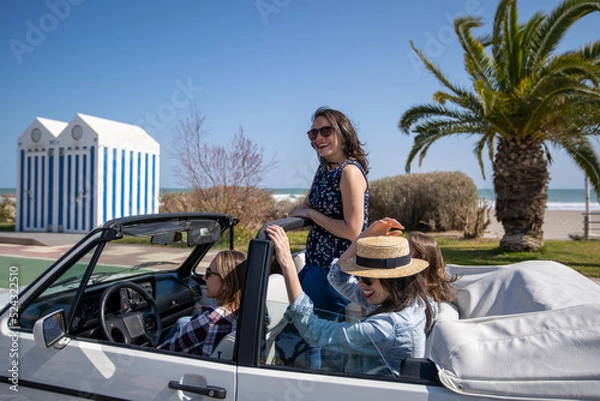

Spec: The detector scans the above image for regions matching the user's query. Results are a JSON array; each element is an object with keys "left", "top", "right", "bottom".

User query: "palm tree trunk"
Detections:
[{"left": 493, "top": 137, "right": 549, "bottom": 251}]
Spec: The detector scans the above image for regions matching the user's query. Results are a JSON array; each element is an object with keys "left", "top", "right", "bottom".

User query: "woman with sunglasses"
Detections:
[
  {"left": 291, "top": 107, "right": 369, "bottom": 315},
  {"left": 289, "top": 107, "right": 369, "bottom": 369},
  {"left": 266, "top": 219, "right": 433, "bottom": 376},
  {"left": 159, "top": 250, "right": 246, "bottom": 355}
]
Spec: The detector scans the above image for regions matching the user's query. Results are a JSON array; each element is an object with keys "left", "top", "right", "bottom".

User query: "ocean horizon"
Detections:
[{"left": 2, "top": 187, "right": 598, "bottom": 211}]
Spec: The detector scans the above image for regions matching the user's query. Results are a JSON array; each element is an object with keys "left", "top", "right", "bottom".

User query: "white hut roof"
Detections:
[
  {"left": 36, "top": 117, "right": 68, "bottom": 137},
  {"left": 18, "top": 117, "right": 68, "bottom": 147},
  {"left": 77, "top": 113, "right": 159, "bottom": 151}
]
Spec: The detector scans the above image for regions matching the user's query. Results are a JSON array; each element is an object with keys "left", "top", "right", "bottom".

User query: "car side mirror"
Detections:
[
  {"left": 33, "top": 309, "right": 70, "bottom": 349},
  {"left": 187, "top": 223, "right": 220, "bottom": 246}
]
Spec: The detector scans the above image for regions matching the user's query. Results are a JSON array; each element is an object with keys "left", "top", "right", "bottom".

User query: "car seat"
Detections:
[
  {"left": 211, "top": 331, "right": 236, "bottom": 360},
  {"left": 263, "top": 273, "right": 289, "bottom": 364}
]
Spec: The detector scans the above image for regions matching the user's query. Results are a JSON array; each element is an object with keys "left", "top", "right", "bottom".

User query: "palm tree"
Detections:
[{"left": 400, "top": 0, "right": 600, "bottom": 251}]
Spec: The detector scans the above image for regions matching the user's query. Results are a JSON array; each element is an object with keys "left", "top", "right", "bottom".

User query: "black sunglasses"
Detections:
[
  {"left": 358, "top": 276, "right": 373, "bottom": 286},
  {"left": 204, "top": 268, "right": 219, "bottom": 279},
  {"left": 307, "top": 126, "right": 335, "bottom": 141}
]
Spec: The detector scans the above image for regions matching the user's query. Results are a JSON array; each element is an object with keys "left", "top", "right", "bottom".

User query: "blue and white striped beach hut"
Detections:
[{"left": 17, "top": 114, "right": 160, "bottom": 233}]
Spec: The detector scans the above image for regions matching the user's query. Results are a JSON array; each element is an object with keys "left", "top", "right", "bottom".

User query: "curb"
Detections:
[{"left": 0, "top": 236, "right": 45, "bottom": 246}]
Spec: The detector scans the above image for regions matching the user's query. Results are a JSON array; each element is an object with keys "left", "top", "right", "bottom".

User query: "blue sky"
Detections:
[{"left": 2, "top": 0, "right": 599, "bottom": 190}]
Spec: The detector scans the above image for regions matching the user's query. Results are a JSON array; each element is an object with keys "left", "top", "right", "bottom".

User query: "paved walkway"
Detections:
[
  {"left": 0, "top": 231, "right": 84, "bottom": 247},
  {"left": 0, "top": 232, "right": 219, "bottom": 272}
]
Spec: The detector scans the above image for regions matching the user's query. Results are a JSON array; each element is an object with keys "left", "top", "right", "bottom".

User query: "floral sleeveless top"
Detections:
[{"left": 305, "top": 160, "right": 368, "bottom": 268}]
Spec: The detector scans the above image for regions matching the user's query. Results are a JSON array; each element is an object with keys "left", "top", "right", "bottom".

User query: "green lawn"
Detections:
[
  {"left": 0, "top": 222, "right": 15, "bottom": 232},
  {"left": 284, "top": 229, "right": 600, "bottom": 278},
  {"left": 0, "top": 255, "right": 156, "bottom": 289},
  {"left": 1, "top": 256, "right": 55, "bottom": 288},
  {"left": 434, "top": 237, "right": 600, "bottom": 278}
]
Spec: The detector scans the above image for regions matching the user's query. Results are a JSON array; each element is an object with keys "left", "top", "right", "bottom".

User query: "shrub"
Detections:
[
  {"left": 368, "top": 171, "right": 478, "bottom": 233},
  {"left": 0, "top": 195, "right": 16, "bottom": 223}
]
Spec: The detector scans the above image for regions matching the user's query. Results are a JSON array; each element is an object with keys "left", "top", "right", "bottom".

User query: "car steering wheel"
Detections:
[{"left": 99, "top": 282, "right": 162, "bottom": 347}]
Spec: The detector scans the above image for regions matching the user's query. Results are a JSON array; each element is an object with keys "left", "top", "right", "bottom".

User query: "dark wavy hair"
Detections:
[
  {"left": 369, "top": 274, "right": 433, "bottom": 331},
  {"left": 312, "top": 107, "right": 369, "bottom": 173},
  {"left": 407, "top": 231, "right": 457, "bottom": 303}
]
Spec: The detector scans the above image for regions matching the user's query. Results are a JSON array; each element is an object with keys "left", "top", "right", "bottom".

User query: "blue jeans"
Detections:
[
  {"left": 297, "top": 263, "right": 350, "bottom": 370},
  {"left": 162, "top": 316, "right": 191, "bottom": 344},
  {"left": 298, "top": 263, "right": 350, "bottom": 316}
]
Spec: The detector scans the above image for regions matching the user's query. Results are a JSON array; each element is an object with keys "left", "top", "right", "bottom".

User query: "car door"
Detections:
[
  {"left": 0, "top": 326, "right": 236, "bottom": 401},
  {"left": 234, "top": 297, "right": 442, "bottom": 401}
]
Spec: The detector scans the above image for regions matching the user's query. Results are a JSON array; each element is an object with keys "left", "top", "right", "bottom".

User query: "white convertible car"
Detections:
[{"left": 1, "top": 213, "right": 599, "bottom": 400}]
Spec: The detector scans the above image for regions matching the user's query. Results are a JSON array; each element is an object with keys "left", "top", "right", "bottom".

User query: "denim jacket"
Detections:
[{"left": 286, "top": 263, "right": 430, "bottom": 376}]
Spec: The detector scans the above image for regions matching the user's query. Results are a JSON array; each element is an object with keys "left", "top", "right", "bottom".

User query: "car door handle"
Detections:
[{"left": 168, "top": 380, "right": 227, "bottom": 399}]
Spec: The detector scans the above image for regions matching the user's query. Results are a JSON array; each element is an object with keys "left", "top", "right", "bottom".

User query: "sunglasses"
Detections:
[
  {"left": 358, "top": 276, "right": 373, "bottom": 286},
  {"left": 204, "top": 268, "right": 219, "bottom": 279},
  {"left": 307, "top": 126, "right": 335, "bottom": 141}
]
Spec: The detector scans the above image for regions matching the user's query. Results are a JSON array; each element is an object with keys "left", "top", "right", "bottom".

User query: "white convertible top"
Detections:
[{"left": 428, "top": 261, "right": 600, "bottom": 400}]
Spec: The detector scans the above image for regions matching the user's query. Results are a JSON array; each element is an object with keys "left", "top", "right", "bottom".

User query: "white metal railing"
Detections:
[
  {"left": 583, "top": 211, "right": 600, "bottom": 240},
  {"left": 583, "top": 178, "right": 600, "bottom": 240}
]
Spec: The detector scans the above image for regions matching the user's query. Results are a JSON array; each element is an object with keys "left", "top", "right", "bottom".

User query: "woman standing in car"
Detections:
[{"left": 291, "top": 107, "right": 369, "bottom": 317}]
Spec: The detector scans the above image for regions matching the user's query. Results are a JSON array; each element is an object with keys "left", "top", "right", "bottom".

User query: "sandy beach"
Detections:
[{"left": 484, "top": 210, "right": 591, "bottom": 240}]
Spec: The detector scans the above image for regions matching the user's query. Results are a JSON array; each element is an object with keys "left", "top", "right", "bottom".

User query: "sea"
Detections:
[
  {"left": 2, "top": 187, "right": 599, "bottom": 211},
  {"left": 265, "top": 188, "right": 600, "bottom": 211}
]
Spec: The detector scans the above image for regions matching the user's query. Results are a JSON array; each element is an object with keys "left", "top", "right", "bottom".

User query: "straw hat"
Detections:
[{"left": 339, "top": 236, "right": 429, "bottom": 279}]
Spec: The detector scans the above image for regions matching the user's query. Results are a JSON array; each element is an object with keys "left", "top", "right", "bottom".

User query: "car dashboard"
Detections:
[{"left": 17, "top": 272, "right": 204, "bottom": 342}]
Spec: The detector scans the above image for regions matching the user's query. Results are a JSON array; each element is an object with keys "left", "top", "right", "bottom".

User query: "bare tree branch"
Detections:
[{"left": 166, "top": 104, "right": 279, "bottom": 230}]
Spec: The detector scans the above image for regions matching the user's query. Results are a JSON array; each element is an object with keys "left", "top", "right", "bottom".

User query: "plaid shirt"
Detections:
[{"left": 162, "top": 305, "right": 237, "bottom": 356}]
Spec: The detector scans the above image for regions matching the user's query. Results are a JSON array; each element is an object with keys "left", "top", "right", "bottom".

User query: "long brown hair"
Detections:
[
  {"left": 371, "top": 274, "right": 433, "bottom": 331},
  {"left": 312, "top": 107, "right": 369, "bottom": 173},
  {"left": 212, "top": 250, "right": 247, "bottom": 311},
  {"left": 407, "top": 232, "right": 457, "bottom": 303}
]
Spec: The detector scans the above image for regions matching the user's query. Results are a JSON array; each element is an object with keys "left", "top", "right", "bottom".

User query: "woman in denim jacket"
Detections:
[{"left": 266, "top": 218, "right": 433, "bottom": 376}]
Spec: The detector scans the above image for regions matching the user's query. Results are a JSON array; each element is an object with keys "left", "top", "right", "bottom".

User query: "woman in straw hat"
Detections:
[{"left": 266, "top": 218, "right": 433, "bottom": 376}]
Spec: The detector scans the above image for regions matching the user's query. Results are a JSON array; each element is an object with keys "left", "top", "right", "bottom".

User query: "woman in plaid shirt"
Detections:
[{"left": 160, "top": 250, "right": 247, "bottom": 355}]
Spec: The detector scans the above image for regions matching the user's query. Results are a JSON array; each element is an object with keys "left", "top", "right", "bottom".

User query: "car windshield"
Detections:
[
  {"left": 16, "top": 215, "right": 231, "bottom": 331},
  {"left": 88, "top": 240, "right": 188, "bottom": 284},
  {"left": 43, "top": 236, "right": 190, "bottom": 293},
  {"left": 86, "top": 216, "right": 229, "bottom": 284}
]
